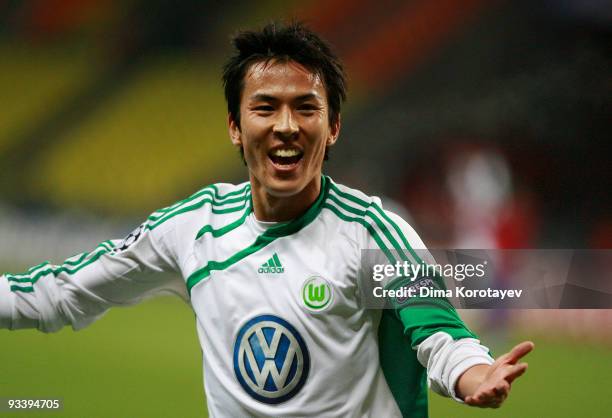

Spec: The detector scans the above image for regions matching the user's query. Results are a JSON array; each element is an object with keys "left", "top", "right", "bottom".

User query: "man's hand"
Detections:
[{"left": 456, "top": 341, "right": 534, "bottom": 408}]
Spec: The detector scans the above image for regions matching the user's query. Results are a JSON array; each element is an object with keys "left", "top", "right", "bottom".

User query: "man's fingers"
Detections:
[
  {"left": 493, "top": 381, "right": 510, "bottom": 397},
  {"left": 466, "top": 387, "right": 506, "bottom": 408},
  {"left": 504, "top": 362, "right": 528, "bottom": 384},
  {"left": 466, "top": 395, "right": 488, "bottom": 408},
  {"left": 472, "top": 381, "right": 508, "bottom": 401},
  {"left": 505, "top": 341, "right": 535, "bottom": 364},
  {"left": 465, "top": 344, "right": 533, "bottom": 410},
  {"left": 465, "top": 348, "right": 531, "bottom": 410}
]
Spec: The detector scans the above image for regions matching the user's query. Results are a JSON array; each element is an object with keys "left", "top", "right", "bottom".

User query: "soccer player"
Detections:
[{"left": 0, "top": 22, "right": 533, "bottom": 417}]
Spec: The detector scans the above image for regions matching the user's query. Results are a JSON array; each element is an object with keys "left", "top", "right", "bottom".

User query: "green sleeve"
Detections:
[{"left": 399, "top": 305, "right": 478, "bottom": 347}]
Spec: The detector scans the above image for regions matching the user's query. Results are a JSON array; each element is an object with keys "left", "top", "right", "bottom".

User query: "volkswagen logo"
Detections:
[{"left": 233, "top": 314, "right": 310, "bottom": 404}]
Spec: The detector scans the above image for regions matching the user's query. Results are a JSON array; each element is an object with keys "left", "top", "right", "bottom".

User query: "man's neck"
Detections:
[{"left": 250, "top": 176, "right": 321, "bottom": 222}]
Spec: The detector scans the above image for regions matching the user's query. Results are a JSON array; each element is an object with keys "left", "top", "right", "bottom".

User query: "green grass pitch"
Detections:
[{"left": 1, "top": 296, "right": 611, "bottom": 417}]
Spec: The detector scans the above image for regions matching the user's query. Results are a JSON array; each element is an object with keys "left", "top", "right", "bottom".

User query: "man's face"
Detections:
[{"left": 229, "top": 60, "right": 340, "bottom": 198}]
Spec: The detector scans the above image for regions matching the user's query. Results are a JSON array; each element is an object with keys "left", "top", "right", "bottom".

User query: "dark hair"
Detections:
[{"left": 222, "top": 21, "right": 347, "bottom": 130}]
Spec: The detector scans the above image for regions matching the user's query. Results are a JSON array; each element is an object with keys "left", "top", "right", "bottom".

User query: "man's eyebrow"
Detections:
[
  {"left": 248, "top": 93, "right": 323, "bottom": 102},
  {"left": 249, "top": 94, "right": 277, "bottom": 102},
  {"left": 293, "top": 93, "right": 322, "bottom": 102}
]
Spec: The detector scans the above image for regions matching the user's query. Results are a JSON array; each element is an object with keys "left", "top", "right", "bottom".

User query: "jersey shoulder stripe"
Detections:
[
  {"left": 6, "top": 240, "right": 117, "bottom": 292},
  {"left": 326, "top": 188, "right": 406, "bottom": 264},
  {"left": 195, "top": 201, "right": 251, "bottom": 240},
  {"left": 326, "top": 180, "right": 422, "bottom": 265},
  {"left": 147, "top": 182, "right": 251, "bottom": 230},
  {"left": 330, "top": 181, "right": 423, "bottom": 264},
  {"left": 153, "top": 182, "right": 250, "bottom": 216}
]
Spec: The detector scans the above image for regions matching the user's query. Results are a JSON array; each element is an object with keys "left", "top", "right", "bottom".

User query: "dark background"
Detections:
[{"left": 0, "top": 1, "right": 610, "bottom": 417}]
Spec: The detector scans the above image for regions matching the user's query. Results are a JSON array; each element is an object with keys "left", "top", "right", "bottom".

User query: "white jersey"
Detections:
[{"left": 0, "top": 176, "right": 492, "bottom": 418}]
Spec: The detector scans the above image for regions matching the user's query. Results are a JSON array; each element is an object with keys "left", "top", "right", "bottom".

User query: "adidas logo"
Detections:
[{"left": 258, "top": 253, "right": 284, "bottom": 274}]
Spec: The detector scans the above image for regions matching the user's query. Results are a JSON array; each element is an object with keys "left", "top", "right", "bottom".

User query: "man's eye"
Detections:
[
  {"left": 254, "top": 106, "right": 274, "bottom": 111},
  {"left": 298, "top": 105, "right": 318, "bottom": 112}
]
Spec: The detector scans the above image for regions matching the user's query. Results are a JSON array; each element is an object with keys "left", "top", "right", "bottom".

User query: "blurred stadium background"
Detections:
[{"left": 0, "top": 0, "right": 610, "bottom": 417}]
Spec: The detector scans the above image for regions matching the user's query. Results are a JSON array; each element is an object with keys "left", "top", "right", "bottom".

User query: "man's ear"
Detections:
[
  {"left": 326, "top": 114, "right": 341, "bottom": 147},
  {"left": 228, "top": 113, "right": 242, "bottom": 147}
]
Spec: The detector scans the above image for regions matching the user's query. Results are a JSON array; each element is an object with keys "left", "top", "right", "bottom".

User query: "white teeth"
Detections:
[{"left": 272, "top": 148, "right": 301, "bottom": 157}]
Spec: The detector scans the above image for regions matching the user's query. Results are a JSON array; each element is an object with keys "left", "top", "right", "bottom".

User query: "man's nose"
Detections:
[{"left": 272, "top": 107, "right": 299, "bottom": 139}]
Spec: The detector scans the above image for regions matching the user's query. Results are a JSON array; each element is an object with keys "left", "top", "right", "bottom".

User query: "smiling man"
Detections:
[
  {"left": 228, "top": 59, "right": 339, "bottom": 220},
  {"left": 0, "top": 22, "right": 532, "bottom": 417}
]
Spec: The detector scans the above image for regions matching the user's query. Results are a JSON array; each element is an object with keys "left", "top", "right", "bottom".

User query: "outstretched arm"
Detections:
[
  {"left": 456, "top": 341, "right": 534, "bottom": 408},
  {"left": 0, "top": 218, "right": 185, "bottom": 332}
]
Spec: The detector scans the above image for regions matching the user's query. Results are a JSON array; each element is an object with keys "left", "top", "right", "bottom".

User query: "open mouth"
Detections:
[{"left": 268, "top": 147, "right": 304, "bottom": 167}]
